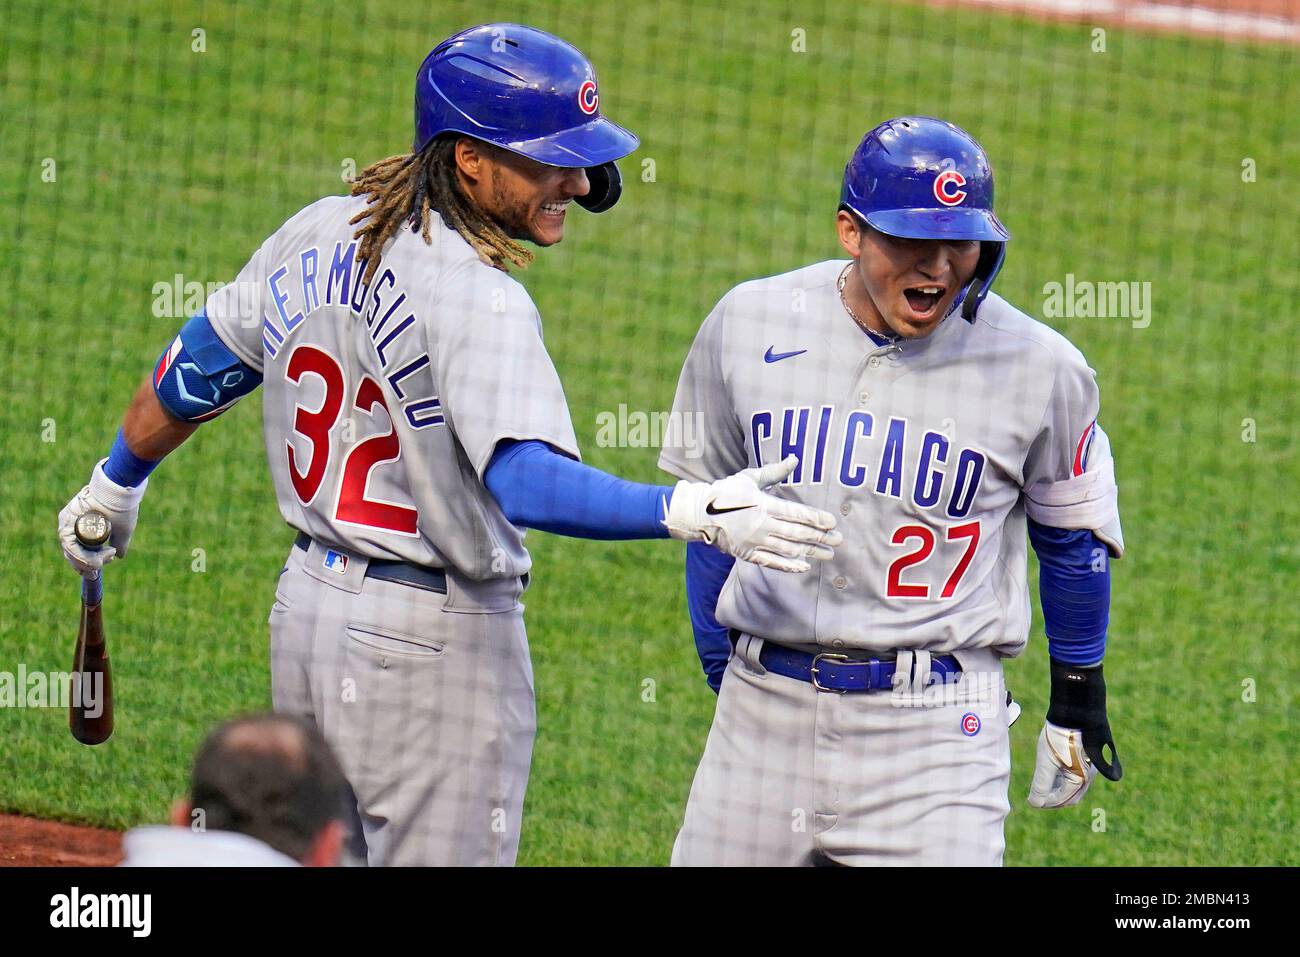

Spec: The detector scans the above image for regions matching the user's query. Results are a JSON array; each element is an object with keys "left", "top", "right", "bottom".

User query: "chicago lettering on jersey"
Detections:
[
  {"left": 750, "top": 406, "right": 986, "bottom": 519},
  {"left": 261, "top": 242, "right": 442, "bottom": 430}
]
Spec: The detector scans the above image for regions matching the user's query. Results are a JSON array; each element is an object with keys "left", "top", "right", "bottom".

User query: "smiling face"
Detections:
[
  {"left": 454, "top": 138, "right": 591, "bottom": 247},
  {"left": 835, "top": 211, "right": 982, "bottom": 340}
]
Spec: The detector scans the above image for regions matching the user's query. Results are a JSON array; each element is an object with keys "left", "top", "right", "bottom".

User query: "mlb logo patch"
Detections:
[
  {"left": 961, "top": 712, "right": 981, "bottom": 736},
  {"left": 323, "top": 550, "right": 349, "bottom": 575}
]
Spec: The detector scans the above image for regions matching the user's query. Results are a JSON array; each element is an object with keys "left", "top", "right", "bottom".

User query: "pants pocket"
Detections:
[
  {"left": 345, "top": 622, "right": 445, "bottom": 660},
  {"left": 270, "top": 555, "right": 296, "bottom": 617}
]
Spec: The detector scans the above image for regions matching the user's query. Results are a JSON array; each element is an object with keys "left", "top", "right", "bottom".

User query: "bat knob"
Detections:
[{"left": 75, "top": 510, "right": 112, "bottom": 549}]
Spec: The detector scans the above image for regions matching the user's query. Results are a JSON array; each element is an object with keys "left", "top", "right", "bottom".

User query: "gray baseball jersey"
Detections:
[
  {"left": 202, "top": 195, "right": 582, "bottom": 865},
  {"left": 205, "top": 194, "right": 579, "bottom": 580},
  {"left": 659, "top": 258, "right": 1123, "bottom": 657}
]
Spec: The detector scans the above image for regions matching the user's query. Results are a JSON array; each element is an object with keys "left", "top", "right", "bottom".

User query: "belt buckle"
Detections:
[{"left": 810, "top": 653, "right": 850, "bottom": 693}]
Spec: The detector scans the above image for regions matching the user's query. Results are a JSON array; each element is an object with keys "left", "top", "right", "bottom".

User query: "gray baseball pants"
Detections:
[
  {"left": 672, "top": 635, "right": 1012, "bottom": 866},
  {"left": 269, "top": 537, "right": 534, "bottom": 866}
]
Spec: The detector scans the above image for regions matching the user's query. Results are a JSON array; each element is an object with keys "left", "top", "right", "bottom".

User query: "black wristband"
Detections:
[
  {"left": 1047, "top": 657, "right": 1123, "bottom": 781},
  {"left": 1046, "top": 658, "right": 1107, "bottom": 728}
]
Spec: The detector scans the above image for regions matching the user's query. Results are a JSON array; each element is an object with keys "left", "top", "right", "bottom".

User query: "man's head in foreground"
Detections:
[{"left": 170, "top": 712, "right": 350, "bottom": 867}]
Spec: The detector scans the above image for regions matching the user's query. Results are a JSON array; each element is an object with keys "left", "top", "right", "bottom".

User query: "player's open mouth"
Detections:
[
  {"left": 903, "top": 286, "right": 944, "bottom": 318},
  {"left": 540, "top": 200, "right": 571, "bottom": 217}
]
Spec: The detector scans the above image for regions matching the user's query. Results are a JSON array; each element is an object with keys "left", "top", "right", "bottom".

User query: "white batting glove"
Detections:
[
  {"left": 57, "top": 459, "right": 147, "bottom": 576},
  {"left": 1027, "top": 721, "right": 1098, "bottom": 809},
  {"left": 663, "top": 455, "right": 841, "bottom": 573}
]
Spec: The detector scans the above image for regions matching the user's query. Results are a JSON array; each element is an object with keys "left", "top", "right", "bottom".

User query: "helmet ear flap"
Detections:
[
  {"left": 960, "top": 241, "right": 1006, "bottom": 322},
  {"left": 575, "top": 161, "right": 622, "bottom": 213}
]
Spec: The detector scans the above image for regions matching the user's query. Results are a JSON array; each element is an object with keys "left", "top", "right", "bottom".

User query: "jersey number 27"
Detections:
[{"left": 886, "top": 521, "right": 980, "bottom": 599}]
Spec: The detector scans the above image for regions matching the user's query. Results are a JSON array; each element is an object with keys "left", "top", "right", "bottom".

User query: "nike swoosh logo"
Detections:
[
  {"left": 705, "top": 502, "right": 755, "bottom": 515},
  {"left": 764, "top": 346, "right": 808, "bottom": 363}
]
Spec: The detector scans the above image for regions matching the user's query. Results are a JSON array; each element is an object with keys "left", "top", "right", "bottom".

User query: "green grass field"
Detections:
[{"left": 1, "top": 0, "right": 1295, "bottom": 865}]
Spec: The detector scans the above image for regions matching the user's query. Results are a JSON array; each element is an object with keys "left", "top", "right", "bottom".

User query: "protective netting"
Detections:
[{"left": 1, "top": 0, "right": 1295, "bottom": 865}]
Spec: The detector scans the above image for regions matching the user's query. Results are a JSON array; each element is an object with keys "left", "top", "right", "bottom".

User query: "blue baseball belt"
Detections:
[
  {"left": 294, "top": 531, "right": 448, "bottom": 594},
  {"left": 758, "top": 641, "right": 962, "bottom": 693}
]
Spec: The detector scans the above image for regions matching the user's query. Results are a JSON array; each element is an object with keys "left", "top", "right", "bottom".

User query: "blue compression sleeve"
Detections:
[
  {"left": 1028, "top": 519, "right": 1111, "bottom": 666},
  {"left": 484, "top": 440, "right": 675, "bottom": 540},
  {"left": 686, "top": 541, "right": 736, "bottom": 693}
]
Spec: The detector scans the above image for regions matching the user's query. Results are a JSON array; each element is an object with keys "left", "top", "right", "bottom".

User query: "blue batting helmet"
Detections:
[
  {"left": 839, "top": 116, "right": 1009, "bottom": 320},
  {"left": 413, "top": 24, "right": 640, "bottom": 212}
]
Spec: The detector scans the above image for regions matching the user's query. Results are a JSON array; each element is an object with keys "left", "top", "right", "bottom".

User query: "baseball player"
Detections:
[
  {"left": 56, "top": 24, "right": 840, "bottom": 867},
  {"left": 661, "top": 116, "right": 1124, "bottom": 866}
]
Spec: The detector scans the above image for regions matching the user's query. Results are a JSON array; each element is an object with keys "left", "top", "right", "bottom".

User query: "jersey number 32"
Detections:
[{"left": 284, "top": 344, "right": 419, "bottom": 536}]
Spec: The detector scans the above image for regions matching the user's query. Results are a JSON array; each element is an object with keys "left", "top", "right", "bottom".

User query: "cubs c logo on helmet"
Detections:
[
  {"left": 934, "top": 169, "right": 967, "bottom": 206},
  {"left": 578, "top": 80, "right": 599, "bottom": 115}
]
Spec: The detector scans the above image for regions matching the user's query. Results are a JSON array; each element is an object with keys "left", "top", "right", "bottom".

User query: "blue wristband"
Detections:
[{"left": 103, "top": 428, "right": 160, "bottom": 488}]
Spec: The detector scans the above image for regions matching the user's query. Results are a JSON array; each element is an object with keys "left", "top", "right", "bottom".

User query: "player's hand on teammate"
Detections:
[
  {"left": 58, "top": 460, "right": 146, "bottom": 576},
  {"left": 663, "top": 455, "right": 842, "bottom": 573}
]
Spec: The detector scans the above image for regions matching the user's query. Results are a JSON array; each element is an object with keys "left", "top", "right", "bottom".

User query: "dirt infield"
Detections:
[{"left": 0, "top": 814, "right": 123, "bottom": 867}]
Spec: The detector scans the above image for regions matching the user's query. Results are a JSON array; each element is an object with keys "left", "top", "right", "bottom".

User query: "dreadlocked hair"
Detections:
[{"left": 348, "top": 135, "right": 533, "bottom": 283}]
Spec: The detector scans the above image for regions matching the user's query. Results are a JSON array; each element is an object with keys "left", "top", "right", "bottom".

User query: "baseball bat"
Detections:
[{"left": 70, "top": 510, "right": 114, "bottom": 746}]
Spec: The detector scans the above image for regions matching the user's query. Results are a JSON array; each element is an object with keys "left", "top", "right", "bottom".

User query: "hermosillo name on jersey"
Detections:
[{"left": 259, "top": 239, "right": 442, "bottom": 432}]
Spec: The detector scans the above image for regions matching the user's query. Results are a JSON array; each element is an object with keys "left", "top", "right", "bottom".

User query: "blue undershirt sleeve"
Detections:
[
  {"left": 484, "top": 439, "right": 675, "bottom": 540},
  {"left": 1028, "top": 518, "right": 1111, "bottom": 666},
  {"left": 686, "top": 541, "right": 736, "bottom": 693}
]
